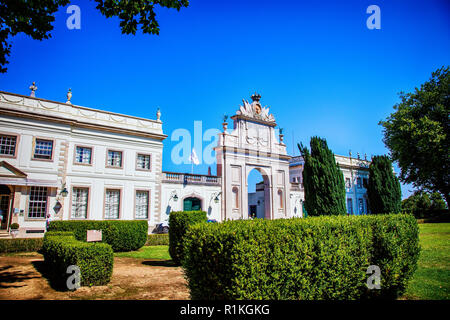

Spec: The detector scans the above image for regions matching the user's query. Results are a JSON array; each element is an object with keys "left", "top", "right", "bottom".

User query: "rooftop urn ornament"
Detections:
[
  {"left": 222, "top": 114, "right": 229, "bottom": 132},
  {"left": 364, "top": 153, "right": 367, "bottom": 161},
  {"left": 29, "top": 82, "right": 37, "bottom": 97},
  {"left": 357, "top": 152, "right": 360, "bottom": 160},
  {"left": 156, "top": 108, "right": 161, "bottom": 122},
  {"left": 279, "top": 127, "right": 284, "bottom": 143},
  {"left": 66, "top": 88, "right": 72, "bottom": 104}
]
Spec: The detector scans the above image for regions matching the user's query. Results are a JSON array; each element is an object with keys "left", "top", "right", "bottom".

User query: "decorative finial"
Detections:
[
  {"left": 156, "top": 108, "right": 161, "bottom": 122},
  {"left": 364, "top": 153, "right": 367, "bottom": 161},
  {"left": 66, "top": 88, "right": 72, "bottom": 104},
  {"left": 29, "top": 82, "right": 37, "bottom": 97},
  {"left": 349, "top": 150, "right": 352, "bottom": 158},
  {"left": 251, "top": 92, "right": 261, "bottom": 102},
  {"left": 357, "top": 152, "right": 360, "bottom": 159}
]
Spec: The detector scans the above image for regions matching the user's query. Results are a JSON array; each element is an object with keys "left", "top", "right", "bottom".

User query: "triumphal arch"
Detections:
[{"left": 215, "top": 93, "right": 292, "bottom": 221}]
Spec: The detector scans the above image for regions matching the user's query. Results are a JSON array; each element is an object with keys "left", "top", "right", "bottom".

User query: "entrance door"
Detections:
[
  {"left": 0, "top": 195, "right": 10, "bottom": 230},
  {"left": 183, "top": 197, "right": 202, "bottom": 211}
]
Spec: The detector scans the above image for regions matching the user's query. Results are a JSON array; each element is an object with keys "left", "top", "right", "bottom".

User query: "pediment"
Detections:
[{"left": 0, "top": 161, "right": 27, "bottom": 178}]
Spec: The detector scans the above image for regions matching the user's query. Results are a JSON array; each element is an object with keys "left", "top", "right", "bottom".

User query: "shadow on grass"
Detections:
[
  {"left": 0, "top": 265, "right": 40, "bottom": 289},
  {"left": 31, "top": 260, "right": 71, "bottom": 292},
  {"left": 142, "top": 260, "right": 178, "bottom": 268}
]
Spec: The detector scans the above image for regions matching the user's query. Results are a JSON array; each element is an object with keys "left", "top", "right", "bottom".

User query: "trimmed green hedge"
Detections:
[
  {"left": 146, "top": 233, "right": 169, "bottom": 246},
  {"left": 0, "top": 238, "right": 43, "bottom": 253},
  {"left": 183, "top": 214, "right": 420, "bottom": 300},
  {"left": 48, "top": 220, "right": 148, "bottom": 252},
  {"left": 42, "top": 231, "right": 113, "bottom": 287},
  {"left": 169, "top": 211, "right": 207, "bottom": 265}
]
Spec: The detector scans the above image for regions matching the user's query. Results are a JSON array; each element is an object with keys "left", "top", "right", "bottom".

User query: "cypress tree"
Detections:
[
  {"left": 367, "top": 155, "right": 402, "bottom": 214},
  {"left": 298, "top": 136, "right": 346, "bottom": 216}
]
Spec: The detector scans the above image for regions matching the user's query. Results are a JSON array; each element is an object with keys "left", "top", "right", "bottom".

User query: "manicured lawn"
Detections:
[
  {"left": 114, "top": 245, "right": 171, "bottom": 260},
  {"left": 403, "top": 223, "right": 450, "bottom": 300}
]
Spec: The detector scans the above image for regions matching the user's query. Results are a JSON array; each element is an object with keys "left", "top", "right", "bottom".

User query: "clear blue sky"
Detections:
[{"left": 1, "top": 0, "right": 449, "bottom": 197}]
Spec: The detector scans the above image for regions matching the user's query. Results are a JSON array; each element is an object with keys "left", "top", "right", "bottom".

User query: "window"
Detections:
[
  {"left": 136, "top": 154, "right": 151, "bottom": 170},
  {"left": 107, "top": 150, "right": 122, "bottom": 167},
  {"left": 363, "top": 178, "right": 368, "bottom": 189},
  {"left": 359, "top": 198, "right": 364, "bottom": 215},
  {"left": 105, "top": 189, "right": 120, "bottom": 219},
  {"left": 71, "top": 187, "right": 89, "bottom": 219},
  {"left": 0, "top": 134, "right": 17, "bottom": 156},
  {"left": 135, "top": 191, "right": 149, "bottom": 219},
  {"left": 357, "top": 177, "right": 362, "bottom": 188},
  {"left": 345, "top": 178, "right": 351, "bottom": 189},
  {"left": 33, "top": 139, "right": 53, "bottom": 160},
  {"left": 75, "top": 146, "right": 92, "bottom": 164},
  {"left": 28, "top": 186, "right": 48, "bottom": 218},
  {"left": 232, "top": 187, "right": 239, "bottom": 209},
  {"left": 347, "top": 198, "right": 353, "bottom": 215}
]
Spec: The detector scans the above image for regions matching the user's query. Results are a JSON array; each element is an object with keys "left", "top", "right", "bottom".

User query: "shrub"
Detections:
[
  {"left": 0, "top": 238, "right": 43, "bottom": 253},
  {"left": 48, "top": 220, "right": 148, "bottom": 252},
  {"left": 146, "top": 233, "right": 169, "bottom": 246},
  {"left": 42, "top": 231, "right": 113, "bottom": 287},
  {"left": 183, "top": 214, "right": 420, "bottom": 300},
  {"left": 10, "top": 223, "right": 19, "bottom": 229},
  {"left": 169, "top": 211, "right": 207, "bottom": 265}
]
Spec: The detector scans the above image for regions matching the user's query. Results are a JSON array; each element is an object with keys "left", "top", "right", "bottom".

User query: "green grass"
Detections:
[
  {"left": 403, "top": 223, "right": 450, "bottom": 300},
  {"left": 114, "top": 245, "right": 171, "bottom": 260}
]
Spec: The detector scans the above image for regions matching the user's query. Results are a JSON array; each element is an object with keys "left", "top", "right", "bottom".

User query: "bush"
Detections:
[
  {"left": 169, "top": 211, "right": 207, "bottom": 265},
  {"left": 42, "top": 231, "right": 113, "bottom": 287},
  {"left": 146, "top": 233, "right": 169, "bottom": 246},
  {"left": 183, "top": 214, "right": 420, "bottom": 300},
  {"left": 0, "top": 238, "right": 43, "bottom": 253},
  {"left": 48, "top": 220, "right": 148, "bottom": 252},
  {"left": 10, "top": 223, "right": 19, "bottom": 229}
]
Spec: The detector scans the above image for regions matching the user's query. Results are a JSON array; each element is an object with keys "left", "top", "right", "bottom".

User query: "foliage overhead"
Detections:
[
  {"left": 379, "top": 66, "right": 450, "bottom": 206},
  {"left": 298, "top": 136, "right": 347, "bottom": 216},
  {"left": 367, "top": 155, "right": 402, "bottom": 214},
  {"left": 0, "top": 0, "right": 189, "bottom": 73}
]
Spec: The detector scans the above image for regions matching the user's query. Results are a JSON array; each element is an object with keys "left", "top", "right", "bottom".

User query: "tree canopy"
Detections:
[
  {"left": 298, "top": 136, "right": 346, "bottom": 216},
  {"left": 0, "top": 0, "right": 189, "bottom": 73},
  {"left": 379, "top": 66, "right": 450, "bottom": 206}
]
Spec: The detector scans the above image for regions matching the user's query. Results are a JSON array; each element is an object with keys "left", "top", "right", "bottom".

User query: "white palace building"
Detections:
[{"left": 0, "top": 88, "right": 371, "bottom": 237}]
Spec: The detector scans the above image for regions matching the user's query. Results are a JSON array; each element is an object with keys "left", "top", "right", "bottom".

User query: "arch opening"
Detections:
[{"left": 247, "top": 168, "right": 270, "bottom": 219}]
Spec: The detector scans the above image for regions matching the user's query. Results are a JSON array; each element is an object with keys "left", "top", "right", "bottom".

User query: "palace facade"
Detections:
[{"left": 0, "top": 89, "right": 370, "bottom": 237}]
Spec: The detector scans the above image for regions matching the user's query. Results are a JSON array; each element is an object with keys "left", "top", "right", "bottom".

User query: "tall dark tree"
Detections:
[
  {"left": 379, "top": 66, "right": 450, "bottom": 206},
  {"left": 0, "top": 0, "right": 189, "bottom": 73},
  {"left": 367, "top": 155, "right": 402, "bottom": 214},
  {"left": 298, "top": 136, "right": 346, "bottom": 216}
]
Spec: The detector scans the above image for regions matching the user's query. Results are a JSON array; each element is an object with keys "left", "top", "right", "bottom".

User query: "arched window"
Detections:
[
  {"left": 278, "top": 189, "right": 283, "bottom": 209},
  {"left": 232, "top": 187, "right": 239, "bottom": 209}
]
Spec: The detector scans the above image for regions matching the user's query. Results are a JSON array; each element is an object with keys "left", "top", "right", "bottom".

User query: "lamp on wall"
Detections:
[
  {"left": 211, "top": 192, "right": 222, "bottom": 204},
  {"left": 60, "top": 183, "right": 68, "bottom": 198},
  {"left": 169, "top": 191, "right": 178, "bottom": 202}
]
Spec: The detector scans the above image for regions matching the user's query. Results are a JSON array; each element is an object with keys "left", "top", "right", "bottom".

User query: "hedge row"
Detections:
[
  {"left": 42, "top": 231, "right": 113, "bottom": 287},
  {"left": 48, "top": 220, "right": 148, "bottom": 252},
  {"left": 146, "top": 233, "right": 169, "bottom": 246},
  {"left": 183, "top": 214, "right": 420, "bottom": 300},
  {"left": 169, "top": 211, "right": 207, "bottom": 265},
  {"left": 0, "top": 238, "right": 43, "bottom": 253}
]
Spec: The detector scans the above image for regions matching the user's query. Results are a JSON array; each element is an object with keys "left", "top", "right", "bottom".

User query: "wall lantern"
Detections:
[
  {"left": 60, "top": 183, "right": 68, "bottom": 198},
  {"left": 214, "top": 191, "right": 222, "bottom": 204},
  {"left": 170, "top": 191, "right": 178, "bottom": 202}
]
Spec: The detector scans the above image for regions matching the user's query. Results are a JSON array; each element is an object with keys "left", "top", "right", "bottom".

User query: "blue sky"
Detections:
[{"left": 1, "top": 0, "right": 449, "bottom": 197}]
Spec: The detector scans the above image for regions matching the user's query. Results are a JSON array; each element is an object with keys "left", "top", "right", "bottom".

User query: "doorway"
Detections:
[{"left": 0, "top": 185, "right": 12, "bottom": 230}]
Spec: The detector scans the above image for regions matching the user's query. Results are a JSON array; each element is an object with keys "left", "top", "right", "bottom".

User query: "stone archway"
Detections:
[
  {"left": 246, "top": 167, "right": 272, "bottom": 219},
  {"left": 215, "top": 93, "right": 291, "bottom": 221}
]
